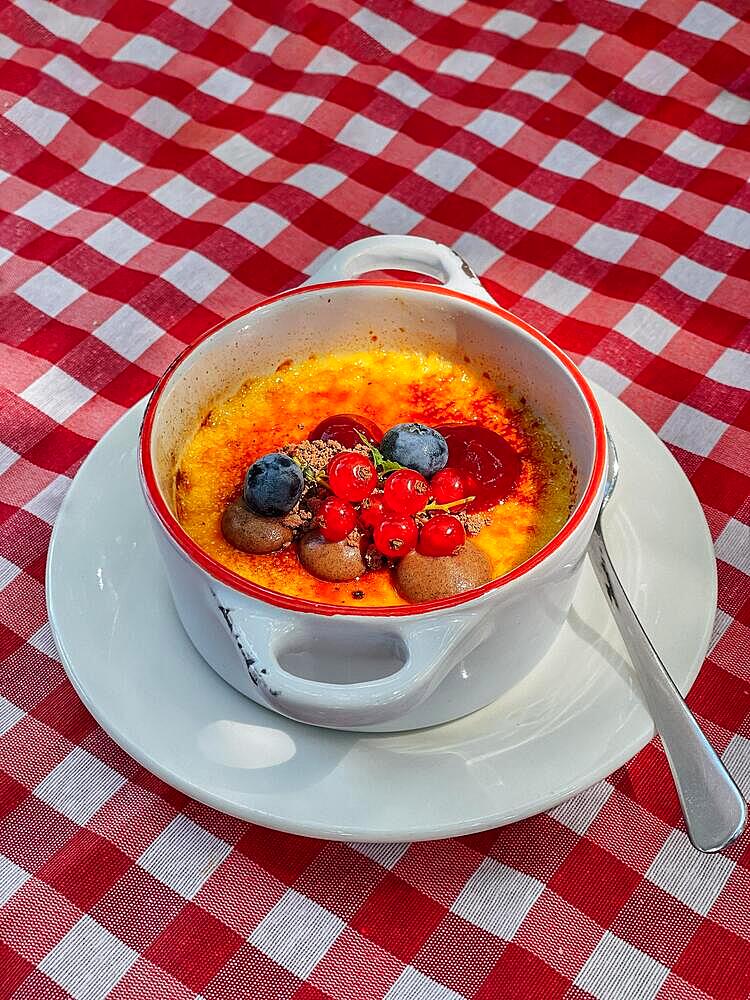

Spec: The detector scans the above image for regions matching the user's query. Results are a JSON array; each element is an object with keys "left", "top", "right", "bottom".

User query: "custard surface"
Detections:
[{"left": 176, "top": 350, "right": 575, "bottom": 607}]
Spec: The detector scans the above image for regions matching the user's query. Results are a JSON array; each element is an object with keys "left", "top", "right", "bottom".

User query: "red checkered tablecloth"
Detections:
[{"left": 1, "top": 1, "right": 749, "bottom": 998}]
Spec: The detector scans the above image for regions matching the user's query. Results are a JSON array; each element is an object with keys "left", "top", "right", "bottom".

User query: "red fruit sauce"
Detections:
[
  {"left": 435, "top": 424, "right": 521, "bottom": 511},
  {"left": 310, "top": 413, "right": 382, "bottom": 448}
]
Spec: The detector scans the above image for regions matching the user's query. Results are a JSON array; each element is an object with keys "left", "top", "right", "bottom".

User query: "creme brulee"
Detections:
[{"left": 176, "top": 349, "right": 576, "bottom": 607}]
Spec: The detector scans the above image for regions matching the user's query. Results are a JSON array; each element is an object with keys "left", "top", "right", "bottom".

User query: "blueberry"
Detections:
[
  {"left": 244, "top": 453, "right": 304, "bottom": 516},
  {"left": 381, "top": 423, "right": 448, "bottom": 478}
]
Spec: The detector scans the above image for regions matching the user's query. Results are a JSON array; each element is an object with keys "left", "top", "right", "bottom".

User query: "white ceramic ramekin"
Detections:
[{"left": 139, "top": 236, "right": 607, "bottom": 732}]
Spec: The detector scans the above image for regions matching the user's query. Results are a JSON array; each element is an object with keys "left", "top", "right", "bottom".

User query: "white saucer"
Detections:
[{"left": 46, "top": 386, "right": 716, "bottom": 841}]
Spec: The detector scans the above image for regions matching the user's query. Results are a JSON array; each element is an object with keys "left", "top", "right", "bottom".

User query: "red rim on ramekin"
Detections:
[{"left": 140, "top": 280, "right": 607, "bottom": 618}]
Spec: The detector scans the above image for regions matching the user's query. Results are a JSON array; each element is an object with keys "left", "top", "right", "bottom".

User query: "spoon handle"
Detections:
[{"left": 589, "top": 523, "right": 747, "bottom": 853}]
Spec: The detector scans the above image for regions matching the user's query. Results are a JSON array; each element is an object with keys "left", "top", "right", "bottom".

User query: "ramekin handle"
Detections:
[
  {"left": 303, "top": 235, "right": 495, "bottom": 303},
  {"left": 213, "top": 595, "right": 475, "bottom": 728}
]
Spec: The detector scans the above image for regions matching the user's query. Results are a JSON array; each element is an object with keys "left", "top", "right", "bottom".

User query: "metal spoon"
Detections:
[{"left": 588, "top": 431, "right": 747, "bottom": 852}]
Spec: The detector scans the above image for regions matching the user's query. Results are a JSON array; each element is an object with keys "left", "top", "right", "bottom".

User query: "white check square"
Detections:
[
  {"left": 722, "top": 734, "right": 750, "bottom": 796},
  {"left": 484, "top": 10, "right": 535, "bottom": 38},
  {"left": 199, "top": 67, "right": 250, "bottom": 103},
  {"left": 495, "top": 189, "right": 552, "bottom": 229},
  {"left": 35, "top": 747, "right": 125, "bottom": 824},
  {"left": 16, "top": 191, "right": 77, "bottom": 229},
  {"left": 621, "top": 175, "right": 680, "bottom": 210},
  {"left": 386, "top": 967, "right": 465, "bottom": 1000},
  {"left": 452, "top": 857, "right": 544, "bottom": 938},
  {"left": 660, "top": 403, "right": 727, "bottom": 456},
  {"left": 438, "top": 50, "right": 493, "bottom": 81},
  {"left": 288, "top": 164, "right": 345, "bottom": 197},
  {"left": 225, "top": 203, "right": 287, "bottom": 245},
  {"left": 351, "top": 8, "right": 415, "bottom": 54},
  {"left": 307, "top": 47, "right": 356, "bottom": 75},
  {"left": 350, "top": 842, "right": 408, "bottom": 869},
  {"left": 337, "top": 115, "right": 396, "bottom": 155},
  {"left": 647, "top": 829, "right": 734, "bottom": 914},
  {"left": 363, "top": 195, "right": 422, "bottom": 234},
  {"left": 378, "top": 72, "right": 431, "bottom": 107},
  {"left": 453, "top": 233, "right": 502, "bottom": 271},
  {"left": 514, "top": 70, "right": 568, "bottom": 101},
  {"left": 615, "top": 304, "right": 678, "bottom": 352},
  {"left": 0, "top": 854, "right": 28, "bottom": 906},
  {"left": 580, "top": 357, "right": 630, "bottom": 395},
  {"left": 39, "top": 916, "right": 138, "bottom": 1000},
  {"left": 212, "top": 135, "right": 270, "bottom": 173},
  {"left": 81, "top": 143, "right": 141, "bottom": 185},
  {"left": 576, "top": 932, "right": 669, "bottom": 1000},
  {"left": 541, "top": 140, "right": 598, "bottom": 178},
  {"left": 268, "top": 93, "right": 322, "bottom": 122},
  {"left": 587, "top": 100, "right": 641, "bottom": 137},
  {"left": 139, "top": 814, "right": 232, "bottom": 898},
  {"left": 20, "top": 366, "right": 93, "bottom": 422},
  {"left": 0, "top": 696, "right": 24, "bottom": 738},
  {"left": 625, "top": 52, "right": 687, "bottom": 95},
  {"left": 5, "top": 97, "right": 67, "bottom": 145},
  {"left": 548, "top": 781, "right": 613, "bottom": 835},
  {"left": 152, "top": 175, "right": 213, "bottom": 216},
  {"left": 0, "top": 442, "right": 19, "bottom": 475},
  {"left": 113, "top": 35, "right": 177, "bottom": 69},
  {"left": 466, "top": 109, "right": 522, "bottom": 146},
  {"left": 93, "top": 304, "right": 162, "bottom": 361},
  {"left": 527, "top": 272, "right": 589, "bottom": 314},
  {"left": 133, "top": 96, "right": 190, "bottom": 138},
  {"left": 251, "top": 25, "right": 288, "bottom": 55},
  {"left": 707, "top": 91, "right": 750, "bottom": 125},
  {"left": 44, "top": 55, "right": 99, "bottom": 96},
  {"left": 0, "top": 556, "right": 21, "bottom": 591},
  {"left": 663, "top": 256, "right": 724, "bottom": 299},
  {"left": 708, "top": 348, "right": 750, "bottom": 390},
  {"left": 559, "top": 24, "right": 602, "bottom": 54},
  {"left": 16, "top": 268, "right": 85, "bottom": 316},
  {"left": 24, "top": 474, "right": 70, "bottom": 525},
  {"left": 249, "top": 889, "right": 344, "bottom": 977},
  {"left": 714, "top": 518, "right": 750, "bottom": 574},
  {"left": 665, "top": 132, "right": 721, "bottom": 168},
  {"left": 576, "top": 223, "right": 637, "bottom": 263},
  {"left": 161, "top": 251, "right": 228, "bottom": 300},
  {"left": 414, "top": 0, "right": 462, "bottom": 12},
  {"left": 171, "top": 0, "right": 229, "bottom": 29},
  {"left": 86, "top": 218, "right": 150, "bottom": 264},
  {"left": 680, "top": 2, "right": 737, "bottom": 39},
  {"left": 706, "top": 205, "right": 750, "bottom": 249},
  {"left": 415, "top": 149, "right": 473, "bottom": 190}
]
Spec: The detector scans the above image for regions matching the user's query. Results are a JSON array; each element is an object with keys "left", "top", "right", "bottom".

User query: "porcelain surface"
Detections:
[
  {"left": 139, "top": 236, "right": 607, "bottom": 729},
  {"left": 46, "top": 386, "right": 717, "bottom": 840}
]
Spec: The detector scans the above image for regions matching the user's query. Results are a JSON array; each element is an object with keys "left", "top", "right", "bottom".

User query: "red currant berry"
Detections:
[
  {"left": 430, "top": 467, "right": 467, "bottom": 505},
  {"left": 359, "top": 493, "right": 387, "bottom": 530},
  {"left": 319, "top": 497, "right": 357, "bottom": 542},
  {"left": 373, "top": 516, "right": 418, "bottom": 558},
  {"left": 328, "top": 452, "right": 377, "bottom": 501},
  {"left": 418, "top": 514, "right": 466, "bottom": 557},
  {"left": 383, "top": 469, "right": 429, "bottom": 515}
]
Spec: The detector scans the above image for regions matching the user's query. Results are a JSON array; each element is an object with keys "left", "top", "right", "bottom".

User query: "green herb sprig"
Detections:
[{"left": 355, "top": 430, "right": 405, "bottom": 478}]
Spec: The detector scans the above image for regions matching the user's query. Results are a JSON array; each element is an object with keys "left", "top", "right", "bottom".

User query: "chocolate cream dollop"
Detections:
[
  {"left": 221, "top": 497, "right": 293, "bottom": 554},
  {"left": 396, "top": 542, "right": 492, "bottom": 602},
  {"left": 298, "top": 530, "right": 365, "bottom": 582}
]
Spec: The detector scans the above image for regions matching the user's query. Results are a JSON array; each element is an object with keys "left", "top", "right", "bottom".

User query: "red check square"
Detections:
[{"left": 350, "top": 873, "right": 447, "bottom": 963}]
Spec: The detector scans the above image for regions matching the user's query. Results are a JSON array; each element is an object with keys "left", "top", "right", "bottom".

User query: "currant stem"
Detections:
[{"left": 424, "top": 496, "right": 475, "bottom": 512}]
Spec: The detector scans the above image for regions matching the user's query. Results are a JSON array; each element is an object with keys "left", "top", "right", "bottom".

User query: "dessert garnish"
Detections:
[{"left": 220, "top": 414, "right": 520, "bottom": 602}]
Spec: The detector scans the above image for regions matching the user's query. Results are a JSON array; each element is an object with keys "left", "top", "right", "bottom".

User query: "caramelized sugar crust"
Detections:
[{"left": 176, "top": 350, "right": 576, "bottom": 607}]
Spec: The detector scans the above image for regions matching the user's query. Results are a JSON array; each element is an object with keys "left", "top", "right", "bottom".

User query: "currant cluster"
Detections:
[{"left": 319, "top": 451, "right": 470, "bottom": 559}]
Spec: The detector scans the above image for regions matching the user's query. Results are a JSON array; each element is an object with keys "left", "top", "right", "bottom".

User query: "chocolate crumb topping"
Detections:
[
  {"left": 457, "top": 511, "right": 491, "bottom": 535},
  {"left": 284, "top": 438, "right": 369, "bottom": 473}
]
